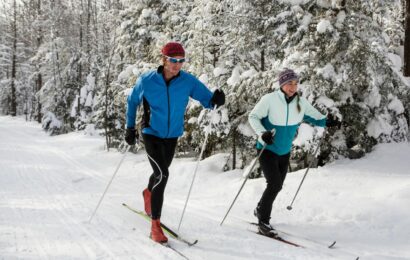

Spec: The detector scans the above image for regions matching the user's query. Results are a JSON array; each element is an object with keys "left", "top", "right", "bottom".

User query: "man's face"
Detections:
[
  {"left": 163, "top": 55, "right": 185, "bottom": 77},
  {"left": 281, "top": 80, "right": 298, "bottom": 97}
]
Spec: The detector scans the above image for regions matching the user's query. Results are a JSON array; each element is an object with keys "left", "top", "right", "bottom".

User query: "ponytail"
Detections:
[{"left": 296, "top": 93, "right": 301, "bottom": 113}]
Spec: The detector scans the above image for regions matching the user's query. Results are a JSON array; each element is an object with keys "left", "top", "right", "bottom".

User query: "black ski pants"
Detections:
[
  {"left": 257, "top": 149, "right": 290, "bottom": 223},
  {"left": 143, "top": 134, "right": 178, "bottom": 220}
]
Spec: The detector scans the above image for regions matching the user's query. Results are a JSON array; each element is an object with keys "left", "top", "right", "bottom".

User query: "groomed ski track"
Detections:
[{"left": 1, "top": 116, "right": 409, "bottom": 260}]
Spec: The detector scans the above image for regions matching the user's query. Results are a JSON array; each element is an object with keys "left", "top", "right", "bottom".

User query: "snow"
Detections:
[
  {"left": 237, "top": 122, "right": 254, "bottom": 138},
  {"left": 227, "top": 66, "right": 241, "bottom": 86},
  {"left": 70, "top": 98, "right": 78, "bottom": 117},
  {"left": 213, "top": 67, "right": 228, "bottom": 77},
  {"left": 298, "top": 13, "right": 312, "bottom": 32},
  {"left": 367, "top": 116, "right": 394, "bottom": 139},
  {"left": 85, "top": 92, "right": 93, "bottom": 108},
  {"left": 364, "top": 87, "right": 381, "bottom": 108},
  {"left": 118, "top": 65, "right": 138, "bottom": 83},
  {"left": 387, "top": 52, "right": 402, "bottom": 70},
  {"left": 316, "top": 63, "right": 336, "bottom": 80},
  {"left": 86, "top": 74, "right": 95, "bottom": 91},
  {"left": 240, "top": 69, "right": 258, "bottom": 80},
  {"left": 316, "top": 19, "right": 334, "bottom": 34},
  {"left": 387, "top": 95, "right": 404, "bottom": 114},
  {"left": 1, "top": 116, "right": 410, "bottom": 259},
  {"left": 292, "top": 123, "right": 316, "bottom": 147},
  {"left": 279, "top": 0, "right": 309, "bottom": 7},
  {"left": 42, "top": 112, "right": 62, "bottom": 130},
  {"left": 316, "top": 95, "right": 335, "bottom": 108},
  {"left": 198, "top": 74, "right": 208, "bottom": 84},
  {"left": 335, "top": 11, "right": 346, "bottom": 29}
]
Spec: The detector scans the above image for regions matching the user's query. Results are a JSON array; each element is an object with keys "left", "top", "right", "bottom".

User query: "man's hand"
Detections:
[
  {"left": 211, "top": 89, "right": 225, "bottom": 108},
  {"left": 125, "top": 128, "right": 138, "bottom": 145}
]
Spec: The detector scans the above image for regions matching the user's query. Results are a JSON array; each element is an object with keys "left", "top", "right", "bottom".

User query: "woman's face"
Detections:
[{"left": 281, "top": 80, "right": 298, "bottom": 97}]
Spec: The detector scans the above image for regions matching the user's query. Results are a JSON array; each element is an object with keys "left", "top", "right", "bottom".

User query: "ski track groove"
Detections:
[
  {"left": 0, "top": 125, "right": 147, "bottom": 259},
  {"left": 28, "top": 152, "right": 131, "bottom": 259},
  {"left": 19, "top": 152, "right": 101, "bottom": 259}
]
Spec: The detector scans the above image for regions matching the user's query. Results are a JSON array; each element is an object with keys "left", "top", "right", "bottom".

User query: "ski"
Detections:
[
  {"left": 162, "top": 242, "right": 189, "bottom": 260},
  {"left": 251, "top": 230, "right": 303, "bottom": 248},
  {"left": 249, "top": 221, "right": 336, "bottom": 249},
  {"left": 122, "top": 203, "right": 198, "bottom": 246}
]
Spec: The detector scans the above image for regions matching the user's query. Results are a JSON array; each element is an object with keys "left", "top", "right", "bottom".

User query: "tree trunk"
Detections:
[
  {"left": 261, "top": 48, "right": 265, "bottom": 71},
  {"left": 85, "top": 0, "right": 91, "bottom": 76},
  {"left": 404, "top": 0, "right": 410, "bottom": 76},
  {"left": 232, "top": 129, "right": 237, "bottom": 170},
  {"left": 103, "top": 31, "right": 118, "bottom": 150},
  {"left": 36, "top": 73, "right": 42, "bottom": 122},
  {"left": 36, "top": 0, "right": 43, "bottom": 123},
  {"left": 10, "top": 0, "right": 18, "bottom": 116},
  {"left": 77, "top": 0, "right": 84, "bottom": 117}
]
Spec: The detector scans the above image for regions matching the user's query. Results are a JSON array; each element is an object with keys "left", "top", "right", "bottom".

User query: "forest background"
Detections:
[{"left": 1, "top": 0, "right": 410, "bottom": 173}]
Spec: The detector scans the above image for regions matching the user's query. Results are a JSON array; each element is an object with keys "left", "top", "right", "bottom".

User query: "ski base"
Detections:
[
  {"left": 253, "top": 231, "right": 303, "bottom": 248},
  {"left": 249, "top": 221, "right": 336, "bottom": 249},
  {"left": 122, "top": 203, "right": 198, "bottom": 246},
  {"left": 162, "top": 242, "right": 189, "bottom": 260}
]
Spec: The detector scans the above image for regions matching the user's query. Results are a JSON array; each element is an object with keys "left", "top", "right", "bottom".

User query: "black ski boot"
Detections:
[
  {"left": 254, "top": 206, "right": 261, "bottom": 220},
  {"left": 258, "top": 221, "right": 278, "bottom": 238},
  {"left": 254, "top": 205, "right": 278, "bottom": 237}
]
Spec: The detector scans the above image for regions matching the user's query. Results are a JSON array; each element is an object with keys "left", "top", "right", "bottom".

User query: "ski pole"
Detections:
[
  {"left": 177, "top": 105, "right": 217, "bottom": 231},
  {"left": 219, "top": 143, "right": 267, "bottom": 226},
  {"left": 89, "top": 145, "right": 132, "bottom": 223},
  {"left": 286, "top": 131, "right": 326, "bottom": 210},
  {"left": 220, "top": 129, "right": 276, "bottom": 226}
]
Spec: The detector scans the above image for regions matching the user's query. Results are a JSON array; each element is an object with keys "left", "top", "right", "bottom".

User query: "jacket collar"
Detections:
[
  {"left": 279, "top": 88, "right": 297, "bottom": 104},
  {"left": 157, "top": 65, "right": 181, "bottom": 86}
]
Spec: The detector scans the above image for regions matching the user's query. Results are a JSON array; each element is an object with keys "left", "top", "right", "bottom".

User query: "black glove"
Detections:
[
  {"left": 326, "top": 114, "right": 341, "bottom": 128},
  {"left": 125, "top": 128, "right": 138, "bottom": 145},
  {"left": 261, "top": 131, "right": 274, "bottom": 145},
  {"left": 211, "top": 89, "right": 225, "bottom": 108}
]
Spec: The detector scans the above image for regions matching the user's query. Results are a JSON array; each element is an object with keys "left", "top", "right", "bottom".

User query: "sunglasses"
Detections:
[{"left": 164, "top": 55, "right": 186, "bottom": 63}]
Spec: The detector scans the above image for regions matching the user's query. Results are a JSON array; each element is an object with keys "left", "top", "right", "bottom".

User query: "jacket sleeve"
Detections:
[
  {"left": 248, "top": 94, "right": 270, "bottom": 136},
  {"left": 301, "top": 97, "right": 326, "bottom": 127},
  {"left": 190, "top": 76, "right": 213, "bottom": 109},
  {"left": 126, "top": 77, "right": 144, "bottom": 128}
]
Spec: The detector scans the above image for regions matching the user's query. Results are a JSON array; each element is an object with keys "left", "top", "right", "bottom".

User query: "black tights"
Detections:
[
  {"left": 257, "top": 149, "right": 290, "bottom": 223},
  {"left": 143, "top": 134, "right": 178, "bottom": 220}
]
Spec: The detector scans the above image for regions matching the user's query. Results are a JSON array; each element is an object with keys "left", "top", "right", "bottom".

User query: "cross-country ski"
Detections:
[{"left": 122, "top": 203, "right": 198, "bottom": 246}]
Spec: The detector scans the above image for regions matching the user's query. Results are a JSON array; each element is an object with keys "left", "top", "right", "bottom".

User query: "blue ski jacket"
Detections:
[
  {"left": 248, "top": 90, "right": 326, "bottom": 155},
  {"left": 126, "top": 67, "right": 213, "bottom": 138}
]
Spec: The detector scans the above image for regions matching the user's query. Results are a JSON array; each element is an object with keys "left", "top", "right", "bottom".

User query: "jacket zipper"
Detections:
[{"left": 286, "top": 101, "right": 290, "bottom": 127}]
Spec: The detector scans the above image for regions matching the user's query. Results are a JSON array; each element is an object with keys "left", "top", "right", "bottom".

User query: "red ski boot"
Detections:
[
  {"left": 142, "top": 188, "right": 151, "bottom": 216},
  {"left": 150, "top": 219, "right": 168, "bottom": 243}
]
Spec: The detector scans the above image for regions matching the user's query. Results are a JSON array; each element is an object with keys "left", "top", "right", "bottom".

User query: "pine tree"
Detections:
[{"left": 404, "top": 0, "right": 410, "bottom": 76}]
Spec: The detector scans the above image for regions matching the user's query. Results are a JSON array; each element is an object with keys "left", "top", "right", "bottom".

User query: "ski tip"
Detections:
[
  {"left": 328, "top": 241, "right": 337, "bottom": 248},
  {"left": 188, "top": 240, "right": 198, "bottom": 247},
  {"left": 122, "top": 203, "right": 127, "bottom": 206}
]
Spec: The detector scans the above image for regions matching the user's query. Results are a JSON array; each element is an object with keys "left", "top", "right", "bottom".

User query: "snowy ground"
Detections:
[{"left": 1, "top": 116, "right": 409, "bottom": 260}]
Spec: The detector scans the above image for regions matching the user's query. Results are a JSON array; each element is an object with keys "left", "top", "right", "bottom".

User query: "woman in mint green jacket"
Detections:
[{"left": 248, "top": 68, "right": 338, "bottom": 237}]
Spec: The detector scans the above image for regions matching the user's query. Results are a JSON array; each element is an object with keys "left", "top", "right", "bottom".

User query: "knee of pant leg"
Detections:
[
  {"left": 267, "top": 182, "right": 282, "bottom": 194},
  {"left": 153, "top": 172, "right": 168, "bottom": 188}
]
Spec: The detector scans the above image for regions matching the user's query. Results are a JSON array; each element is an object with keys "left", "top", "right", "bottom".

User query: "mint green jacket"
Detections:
[{"left": 248, "top": 90, "right": 326, "bottom": 155}]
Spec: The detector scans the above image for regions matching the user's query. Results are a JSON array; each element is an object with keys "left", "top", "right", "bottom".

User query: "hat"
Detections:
[
  {"left": 279, "top": 68, "right": 298, "bottom": 87},
  {"left": 161, "top": 42, "right": 185, "bottom": 57}
]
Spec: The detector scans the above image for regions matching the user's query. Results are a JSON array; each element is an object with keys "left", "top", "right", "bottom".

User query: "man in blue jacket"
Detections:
[
  {"left": 125, "top": 42, "right": 225, "bottom": 243},
  {"left": 248, "top": 68, "right": 340, "bottom": 237}
]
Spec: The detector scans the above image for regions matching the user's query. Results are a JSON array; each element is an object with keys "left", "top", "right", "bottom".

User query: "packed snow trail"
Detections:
[{"left": 1, "top": 116, "right": 409, "bottom": 259}]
